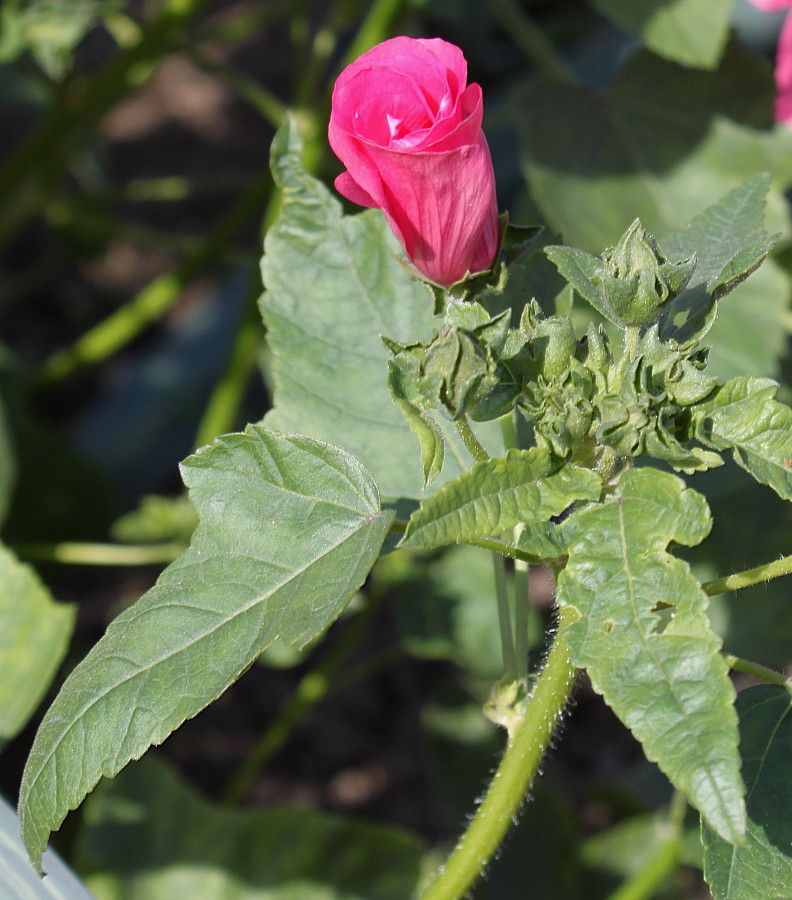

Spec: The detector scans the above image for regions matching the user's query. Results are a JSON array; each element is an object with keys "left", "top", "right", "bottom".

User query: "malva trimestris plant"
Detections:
[{"left": 13, "top": 34, "right": 792, "bottom": 900}]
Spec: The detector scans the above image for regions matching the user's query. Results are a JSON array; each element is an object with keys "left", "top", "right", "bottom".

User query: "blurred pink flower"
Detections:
[
  {"left": 328, "top": 37, "right": 499, "bottom": 288},
  {"left": 747, "top": 0, "right": 792, "bottom": 125}
]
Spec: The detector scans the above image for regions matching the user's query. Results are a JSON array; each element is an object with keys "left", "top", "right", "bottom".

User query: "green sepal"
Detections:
[
  {"left": 386, "top": 362, "right": 444, "bottom": 488},
  {"left": 546, "top": 220, "right": 696, "bottom": 328}
]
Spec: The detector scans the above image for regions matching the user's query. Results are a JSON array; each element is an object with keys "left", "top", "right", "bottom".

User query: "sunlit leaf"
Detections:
[
  {"left": 401, "top": 448, "right": 600, "bottom": 549},
  {"left": 19, "top": 427, "right": 393, "bottom": 869},
  {"left": 261, "top": 117, "right": 497, "bottom": 500},
  {"left": 557, "top": 468, "right": 744, "bottom": 841}
]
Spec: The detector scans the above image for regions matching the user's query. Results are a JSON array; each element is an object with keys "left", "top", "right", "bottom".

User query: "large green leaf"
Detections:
[
  {"left": 556, "top": 468, "right": 744, "bottom": 842},
  {"left": 0, "top": 794, "right": 94, "bottom": 900},
  {"left": 19, "top": 427, "right": 393, "bottom": 869},
  {"left": 590, "top": 0, "right": 732, "bottom": 69},
  {"left": 0, "top": 546, "right": 74, "bottom": 744},
  {"left": 693, "top": 377, "right": 792, "bottom": 500},
  {"left": 261, "top": 118, "right": 496, "bottom": 500},
  {"left": 76, "top": 755, "right": 423, "bottom": 900},
  {"left": 401, "top": 448, "right": 601, "bottom": 550},
  {"left": 518, "top": 42, "right": 782, "bottom": 254},
  {"left": 702, "top": 686, "right": 792, "bottom": 900}
]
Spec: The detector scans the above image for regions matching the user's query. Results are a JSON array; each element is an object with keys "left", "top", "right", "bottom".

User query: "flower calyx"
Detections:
[{"left": 546, "top": 220, "right": 696, "bottom": 328}]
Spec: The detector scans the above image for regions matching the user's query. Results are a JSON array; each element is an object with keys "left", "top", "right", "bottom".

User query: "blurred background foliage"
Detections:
[{"left": 0, "top": 1, "right": 790, "bottom": 898}]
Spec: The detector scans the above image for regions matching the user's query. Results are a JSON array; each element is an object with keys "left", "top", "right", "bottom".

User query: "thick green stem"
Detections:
[
  {"left": 420, "top": 605, "right": 578, "bottom": 900},
  {"left": 723, "top": 654, "right": 790, "bottom": 687},
  {"left": 703, "top": 553, "right": 792, "bottom": 596},
  {"left": 455, "top": 415, "right": 489, "bottom": 463},
  {"left": 11, "top": 541, "right": 185, "bottom": 566},
  {"left": 36, "top": 174, "right": 271, "bottom": 385}
]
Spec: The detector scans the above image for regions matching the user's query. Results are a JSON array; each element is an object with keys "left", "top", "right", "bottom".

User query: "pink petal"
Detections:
[
  {"left": 364, "top": 136, "right": 499, "bottom": 286},
  {"left": 334, "top": 172, "right": 377, "bottom": 208},
  {"left": 775, "top": 13, "right": 792, "bottom": 124},
  {"left": 746, "top": 0, "right": 792, "bottom": 11}
]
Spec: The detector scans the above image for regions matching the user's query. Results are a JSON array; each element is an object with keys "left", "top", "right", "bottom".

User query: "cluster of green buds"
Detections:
[{"left": 384, "top": 218, "right": 739, "bottom": 477}]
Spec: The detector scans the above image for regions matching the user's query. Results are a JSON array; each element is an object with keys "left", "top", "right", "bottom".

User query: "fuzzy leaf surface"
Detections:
[
  {"left": 693, "top": 377, "right": 792, "bottom": 500},
  {"left": 18, "top": 427, "right": 393, "bottom": 868},
  {"left": 556, "top": 468, "right": 744, "bottom": 841},
  {"left": 590, "top": 0, "right": 731, "bottom": 69},
  {"left": 702, "top": 686, "right": 792, "bottom": 900},
  {"left": 261, "top": 117, "right": 493, "bottom": 499},
  {"left": 401, "top": 448, "right": 601, "bottom": 550},
  {"left": 0, "top": 546, "right": 74, "bottom": 743},
  {"left": 77, "top": 755, "right": 423, "bottom": 900}
]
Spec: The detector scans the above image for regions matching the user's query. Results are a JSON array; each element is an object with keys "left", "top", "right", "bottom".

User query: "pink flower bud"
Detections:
[{"left": 328, "top": 37, "right": 500, "bottom": 288}]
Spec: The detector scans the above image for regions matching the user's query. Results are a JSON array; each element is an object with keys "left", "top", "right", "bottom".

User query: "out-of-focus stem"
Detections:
[{"left": 35, "top": 174, "right": 271, "bottom": 385}]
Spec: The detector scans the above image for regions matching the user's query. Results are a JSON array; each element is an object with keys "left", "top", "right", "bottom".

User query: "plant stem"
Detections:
[
  {"left": 481, "top": 0, "right": 579, "bottom": 85},
  {"left": 723, "top": 654, "right": 790, "bottom": 687},
  {"left": 339, "top": 0, "right": 409, "bottom": 70},
  {"left": 604, "top": 789, "right": 687, "bottom": 900},
  {"left": 222, "top": 609, "right": 372, "bottom": 805},
  {"left": 420, "top": 605, "right": 578, "bottom": 900},
  {"left": 455, "top": 415, "right": 489, "bottom": 463},
  {"left": 702, "top": 553, "right": 792, "bottom": 596},
  {"left": 35, "top": 174, "right": 271, "bottom": 385},
  {"left": 493, "top": 554, "right": 518, "bottom": 682},
  {"left": 513, "top": 538, "right": 530, "bottom": 678},
  {"left": 11, "top": 541, "right": 185, "bottom": 566}
]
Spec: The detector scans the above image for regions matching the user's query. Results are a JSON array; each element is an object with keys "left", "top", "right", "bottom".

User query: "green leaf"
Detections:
[
  {"left": 19, "top": 427, "right": 393, "bottom": 869},
  {"left": 657, "top": 175, "right": 774, "bottom": 343},
  {"left": 401, "top": 448, "right": 601, "bottom": 550},
  {"left": 386, "top": 362, "right": 444, "bottom": 487},
  {"left": 693, "top": 377, "right": 792, "bottom": 500},
  {"left": 261, "top": 117, "right": 495, "bottom": 499},
  {"left": 556, "top": 468, "right": 744, "bottom": 842},
  {"left": 0, "top": 794, "right": 94, "bottom": 900},
  {"left": 0, "top": 546, "right": 74, "bottom": 744},
  {"left": 76, "top": 754, "right": 424, "bottom": 900},
  {"left": 702, "top": 685, "right": 792, "bottom": 900},
  {"left": 590, "top": 0, "right": 732, "bottom": 69},
  {"left": 518, "top": 42, "right": 779, "bottom": 254}
]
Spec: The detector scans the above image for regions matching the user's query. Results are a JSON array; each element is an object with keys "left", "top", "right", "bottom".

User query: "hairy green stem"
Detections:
[
  {"left": 723, "top": 654, "right": 790, "bottom": 687},
  {"left": 481, "top": 0, "right": 578, "bottom": 85},
  {"left": 36, "top": 174, "right": 271, "bottom": 384},
  {"left": 420, "top": 605, "right": 578, "bottom": 900},
  {"left": 703, "top": 553, "right": 792, "bottom": 596},
  {"left": 455, "top": 415, "right": 489, "bottom": 462},
  {"left": 513, "top": 544, "right": 530, "bottom": 678},
  {"left": 605, "top": 789, "right": 687, "bottom": 900},
  {"left": 11, "top": 541, "right": 185, "bottom": 566}
]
